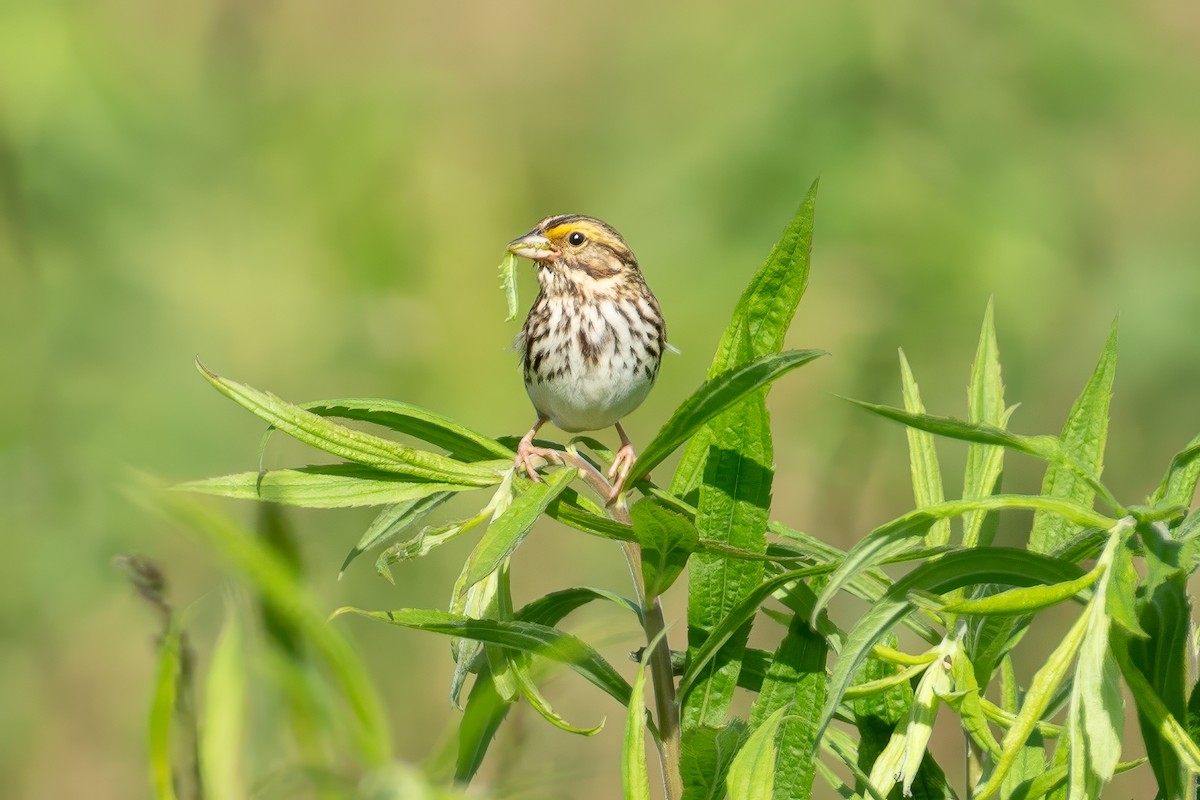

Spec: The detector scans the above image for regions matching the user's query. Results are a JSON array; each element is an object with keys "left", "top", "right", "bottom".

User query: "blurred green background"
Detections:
[{"left": 3, "top": 0, "right": 1198, "bottom": 797}]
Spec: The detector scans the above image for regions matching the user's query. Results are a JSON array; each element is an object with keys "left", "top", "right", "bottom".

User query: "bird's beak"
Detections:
[{"left": 507, "top": 231, "right": 557, "bottom": 262}]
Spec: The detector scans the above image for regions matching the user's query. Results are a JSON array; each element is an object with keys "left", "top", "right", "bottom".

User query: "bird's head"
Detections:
[{"left": 507, "top": 215, "right": 639, "bottom": 281}]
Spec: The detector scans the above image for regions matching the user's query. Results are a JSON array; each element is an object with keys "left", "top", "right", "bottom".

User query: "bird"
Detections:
[{"left": 506, "top": 214, "right": 666, "bottom": 500}]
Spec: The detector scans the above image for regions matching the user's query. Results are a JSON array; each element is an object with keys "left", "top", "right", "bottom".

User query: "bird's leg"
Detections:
[
  {"left": 515, "top": 415, "right": 559, "bottom": 482},
  {"left": 607, "top": 422, "right": 638, "bottom": 502}
]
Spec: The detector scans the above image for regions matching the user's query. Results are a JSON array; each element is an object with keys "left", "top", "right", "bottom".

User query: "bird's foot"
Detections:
[
  {"left": 515, "top": 435, "right": 561, "bottom": 482},
  {"left": 606, "top": 442, "right": 637, "bottom": 503}
]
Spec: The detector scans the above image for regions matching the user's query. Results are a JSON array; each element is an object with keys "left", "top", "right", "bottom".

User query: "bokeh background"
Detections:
[{"left": 3, "top": 0, "right": 1199, "bottom": 797}]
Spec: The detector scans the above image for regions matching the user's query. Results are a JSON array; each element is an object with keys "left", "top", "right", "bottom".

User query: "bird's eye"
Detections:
[{"left": 568, "top": 231, "right": 586, "bottom": 247}]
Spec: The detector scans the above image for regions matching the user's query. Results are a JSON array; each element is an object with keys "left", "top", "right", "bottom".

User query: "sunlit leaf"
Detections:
[
  {"left": 622, "top": 654, "right": 652, "bottom": 800},
  {"left": 178, "top": 464, "right": 474, "bottom": 508},
  {"left": 498, "top": 251, "right": 519, "bottom": 322},
  {"left": 899, "top": 349, "right": 950, "bottom": 547},
  {"left": 632, "top": 349, "right": 826, "bottom": 487},
  {"left": 301, "top": 397, "right": 514, "bottom": 461},
  {"left": 196, "top": 361, "right": 504, "bottom": 486},
  {"left": 671, "top": 180, "right": 819, "bottom": 496},
  {"left": 630, "top": 498, "right": 697, "bottom": 599},
  {"left": 334, "top": 608, "right": 634, "bottom": 708},
  {"left": 1030, "top": 321, "right": 1117, "bottom": 554},
  {"left": 726, "top": 707, "right": 786, "bottom": 800},
  {"left": 461, "top": 467, "right": 577, "bottom": 590}
]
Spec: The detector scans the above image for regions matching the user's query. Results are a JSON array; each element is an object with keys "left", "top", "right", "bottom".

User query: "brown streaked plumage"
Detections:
[{"left": 506, "top": 214, "right": 667, "bottom": 500}]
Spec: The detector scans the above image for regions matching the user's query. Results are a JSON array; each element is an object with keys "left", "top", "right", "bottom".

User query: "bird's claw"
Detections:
[
  {"left": 606, "top": 443, "right": 637, "bottom": 503},
  {"left": 516, "top": 437, "right": 560, "bottom": 482}
]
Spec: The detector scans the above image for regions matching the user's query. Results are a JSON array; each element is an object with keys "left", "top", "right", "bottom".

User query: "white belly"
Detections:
[{"left": 527, "top": 361, "right": 654, "bottom": 432}]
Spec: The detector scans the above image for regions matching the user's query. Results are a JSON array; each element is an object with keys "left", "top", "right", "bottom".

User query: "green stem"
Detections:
[{"left": 556, "top": 451, "right": 682, "bottom": 800}]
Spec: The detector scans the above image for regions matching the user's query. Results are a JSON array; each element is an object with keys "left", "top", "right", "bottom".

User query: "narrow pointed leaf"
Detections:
[
  {"left": 746, "top": 616, "right": 827, "bottom": 800},
  {"left": 813, "top": 495, "right": 1112, "bottom": 618},
  {"left": 343, "top": 492, "right": 453, "bottom": 576},
  {"left": 942, "top": 565, "right": 1102, "bottom": 616},
  {"left": 683, "top": 323, "right": 773, "bottom": 730},
  {"left": 301, "top": 397, "right": 514, "bottom": 461},
  {"left": 899, "top": 349, "right": 950, "bottom": 547},
  {"left": 726, "top": 707, "right": 786, "bottom": 800},
  {"left": 334, "top": 608, "right": 633, "bottom": 707},
  {"left": 178, "top": 465, "right": 474, "bottom": 508},
  {"left": 671, "top": 180, "right": 819, "bottom": 496},
  {"left": 1151, "top": 434, "right": 1200, "bottom": 510},
  {"left": 1112, "top": 627, "right": 1200, "bottom": 772},
  {"left": 195, "top": 361, "right": 503, "bottom": 486},
  {"left": 454, "top": 665, "right": 511, "bottom": 784},
  {"left": 962, "top": 299, "right": 1008, "bottom": 548},
  {"left": 622, "top": 656, "right": 652, "bottom": 800},
  {"left": 629, "top": 349, "right": 826, "bottom": 486},
  {"left": 511, "top": 658, "right": 604, "bottom": 736},
  {"left": 843, "top": 397, "right": 1121, "bottom": 511},
  {"left": 1030, "top": 321, "right": 1117, "bottom": 554},
  {"left": 462, "top": 467, "right": 577, "bottom": 590}
]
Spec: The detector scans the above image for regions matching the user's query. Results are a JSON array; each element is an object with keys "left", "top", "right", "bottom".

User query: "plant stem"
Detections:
[{"left": 555, "top": 451, "right": 683, "bottom": 800}]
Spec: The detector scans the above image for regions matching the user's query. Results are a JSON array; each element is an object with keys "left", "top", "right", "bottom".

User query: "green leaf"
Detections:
[
  {"left": 300, "top": 397, "right": 514, "bottom": 461},
  {"left": 813, "top": 495, "right": 1112, "bottom": 619},
  {"left": 1111, "top": 627, "right": 1200, "bottom": 773},
  {"left": 1029, "top": 321, "right": 1117, "bottom": 554},
  {"left": 682, "top": 323, "right": 773, "bottom": 730},
  {"left": 334, "top": 608, "right": 634, "bottom": 708},
  {"left": 670, "top": 180, "right": 818, "bottom": 497},
  {"left": 680, "top": 722, "right": 748, "bottom": 800},
  {"left": 1065, "top": 533, "right": 1123, "bottom": 800},
  {"left": 498, "top": 251, "right": 519, "bottom": 323},
  {"left": 962, "top": 299, "right": 1010, "bottom": 548},
  {"left": 843, "top": 398, "right": 1122, "bottom": 512},
  {"left": 629, "top": 349, "right": 826, "bottom": 487},
  {"left": 461, "top": 467, "right": 577, "bottom": 590},
  {"left": 343, "top": 492, "right": 453, "bottom": 576},
  {"left": 515, "top": 586, "right": 642, "bottom": 626},
  {"left": 941, "top": 565, "right": 1102, "bottom": 616},
  {"left": 145, "top": 489, "right": 391, "bottom": 765},
  {"left": 1128, "top": 571, "right": 1191, "bottom": 798},
  {"left": 454, "top": 664, "right": 511, "bottom": 784},
  {"left": 177, "top": 464, "right": 475, "bottom": 508},
  {"left": 195, "top": 361, "right": 504, "bottom": 486},
  {"left": 623, "top": 654, "right": 652, "bottom": 800},
  {"left": 746, "top": 615, "right": 827, "bottom": 800},
  {"left": 974, "top": 607, "right": 1091, "bottom": 800},
  {"left": 377, "top": 506, "right": 490, "bottom": 582},
  {"left": 201, "top": 607, "right": 246, "bottom": 800},
  {"left": 1006, "top": 759, "right": 1145, "bottom": 800},
  {"left": 678, "top": 565, "right": 831, "bottom": 703},
  {"left": 726, "top": 707, "right": 786, "bottom": 800},
  {"left": 814, "top": 547, "right": 1084, "bottom": 748},
  {"left": 630, "top": 498, "right": 698, "bottom": 599},
  {"left": 1151, "top": 433, "right": 1200, "bottom": 510},
  {"left": 547, "top": 490, "right": 634, "bottom": 541},
  {"left": 149, "top": 619, "right": 182, "bottom": 800},
  {"left": 999, "top": 657, "right": 1046, "bottom": 799},
  {"left": 899, "top": 349, "right": 951, "bottom": 547},
  {"left": 511, "top": 657, "right": 604, "bottom": 736}
]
